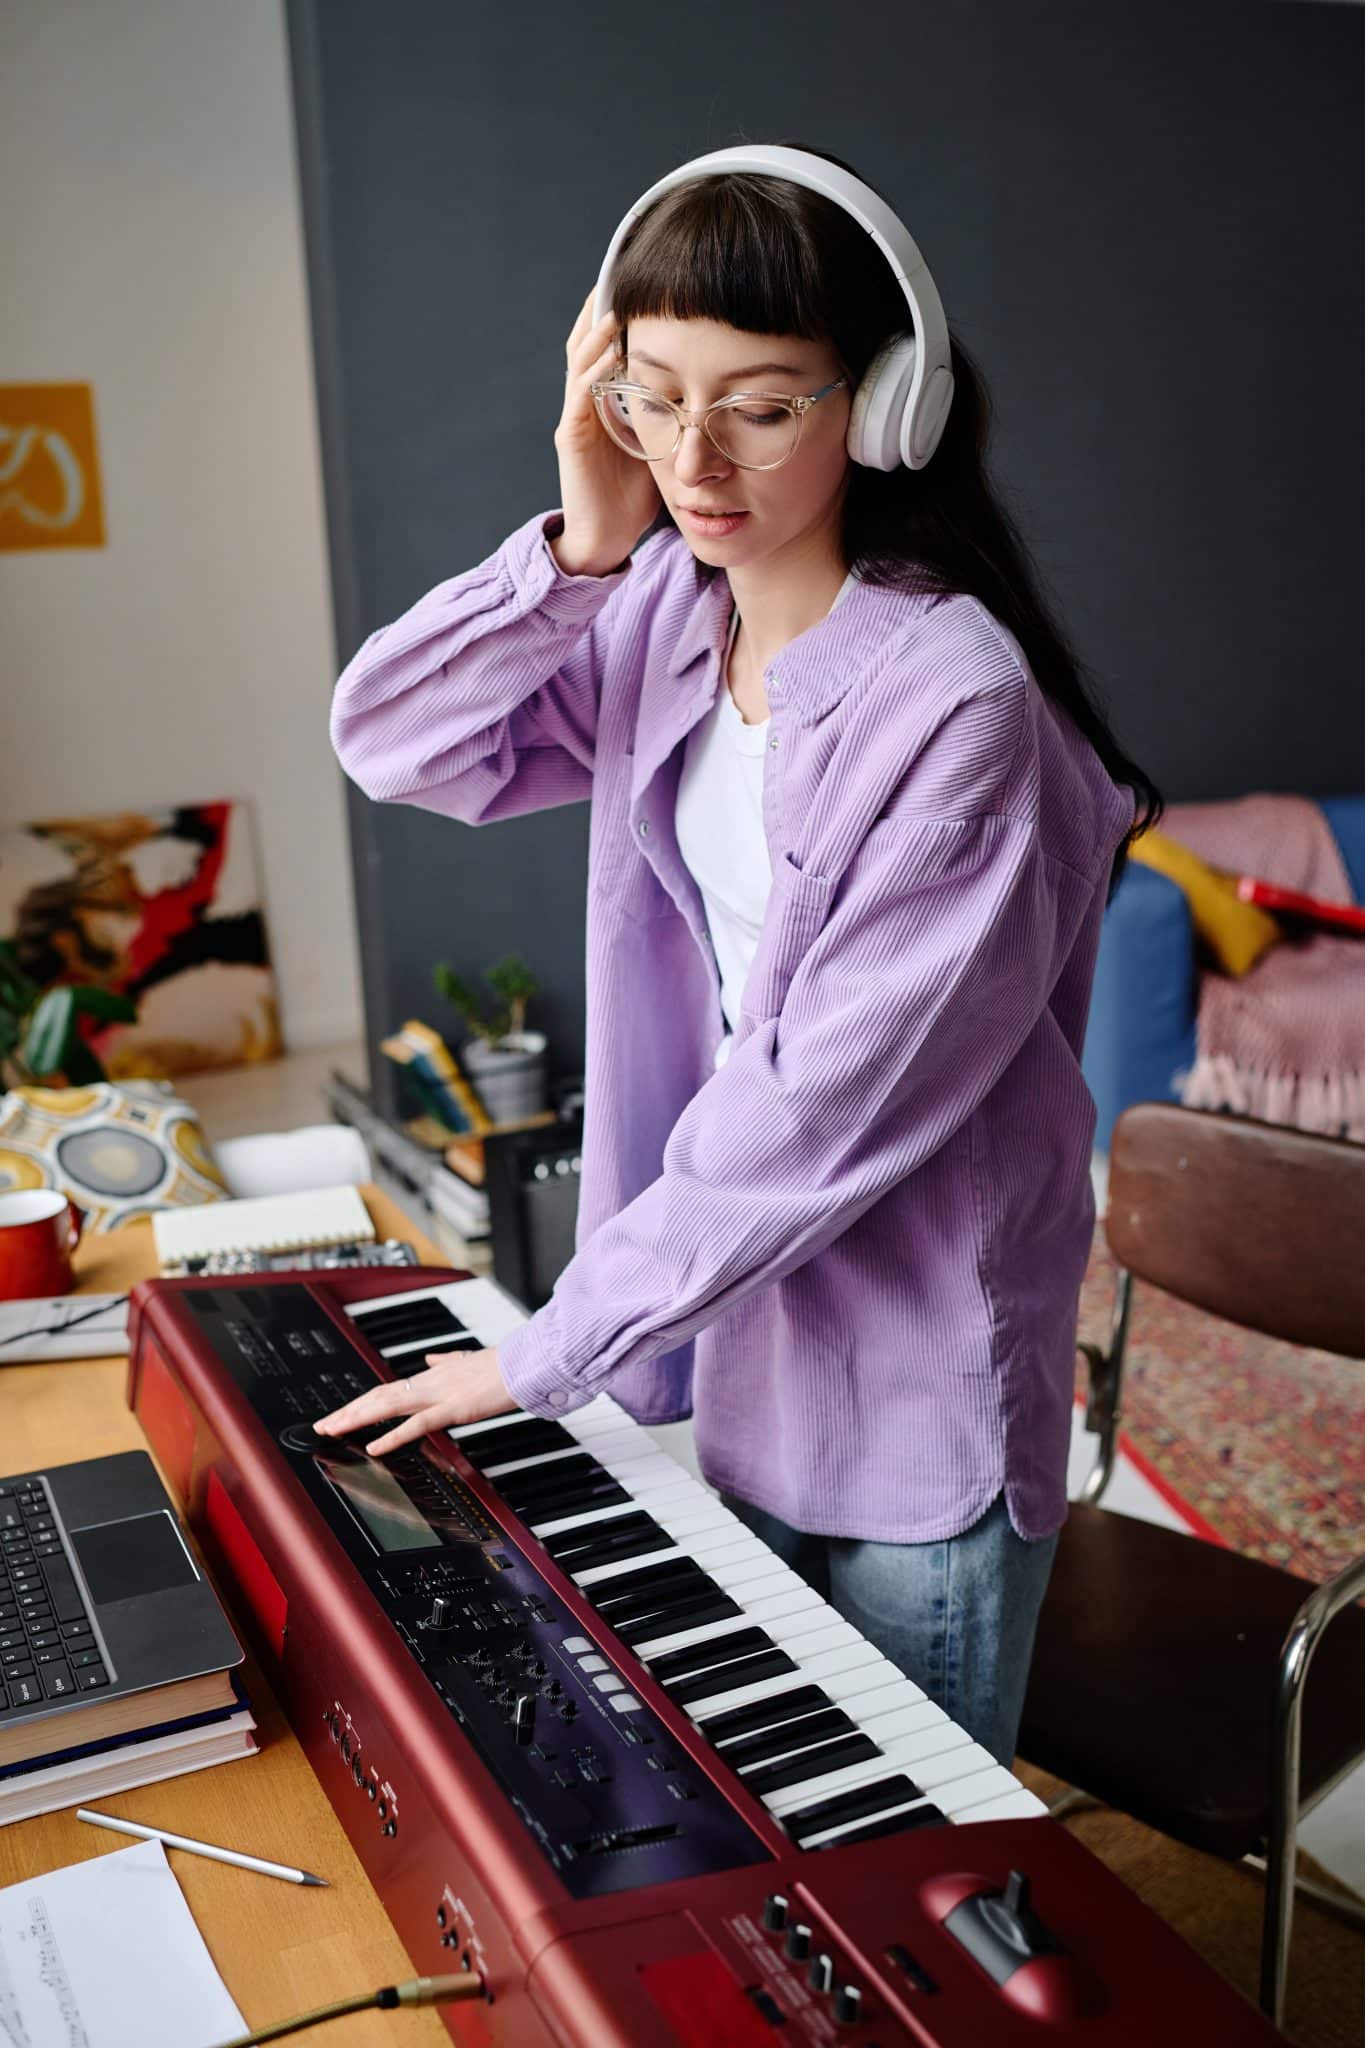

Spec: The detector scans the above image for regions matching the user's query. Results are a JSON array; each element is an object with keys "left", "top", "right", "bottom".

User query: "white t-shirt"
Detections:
[{"left": 676, "top": 574, "right": 857, "bottom": 1069}]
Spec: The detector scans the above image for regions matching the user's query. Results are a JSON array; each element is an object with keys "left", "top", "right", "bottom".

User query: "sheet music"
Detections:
[{"left": 0, "top": 1840, "right": 243, "bottom": 2047}]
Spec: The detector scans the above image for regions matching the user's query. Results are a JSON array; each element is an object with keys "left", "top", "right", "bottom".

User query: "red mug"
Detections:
[{"left": 0, "top": 1189, "right": 86, "bottom": 1300}]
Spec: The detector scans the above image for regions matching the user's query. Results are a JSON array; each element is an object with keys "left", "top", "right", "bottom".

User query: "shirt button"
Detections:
[
  {"left": 546, "top": 1389, "right": 569, "bottom": 1411},
  {"left": 768, "top": 735, "right": 779, "bottom": 750},
  {"left": 638, "top": 820, "right": 650, "bottom": 837}
]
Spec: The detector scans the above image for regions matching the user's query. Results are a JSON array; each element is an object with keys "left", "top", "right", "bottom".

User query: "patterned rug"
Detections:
[{"left": 1076, "top": 1228, "right": 1364, "bottom": 1584}]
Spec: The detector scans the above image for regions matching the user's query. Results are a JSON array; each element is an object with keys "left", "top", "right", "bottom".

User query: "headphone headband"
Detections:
[{"left": 591, "top": 144, "right": 953, "bottom": 469}]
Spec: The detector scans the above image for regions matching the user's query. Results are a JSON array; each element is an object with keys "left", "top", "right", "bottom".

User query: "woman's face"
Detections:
[{"left": 622, "top": 315, "right": 852, "bottom": 571}]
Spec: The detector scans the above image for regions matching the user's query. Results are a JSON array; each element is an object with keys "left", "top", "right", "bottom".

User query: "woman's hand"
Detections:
[
  {"left": 312, "top": 1347, "right": 516, "bottom": 1457},
  {"left": 552, "top": 287, "right": 661, "bottom": 576}
]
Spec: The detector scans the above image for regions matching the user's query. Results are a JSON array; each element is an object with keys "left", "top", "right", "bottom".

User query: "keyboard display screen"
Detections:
[{"left": 315, "top": 1454, "right": 443, "bottom": 1553}]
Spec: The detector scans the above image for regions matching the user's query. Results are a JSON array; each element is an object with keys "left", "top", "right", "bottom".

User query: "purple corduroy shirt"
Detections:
[{"left": 331, "top": 508, "right": 1133, "bottom": 1542}]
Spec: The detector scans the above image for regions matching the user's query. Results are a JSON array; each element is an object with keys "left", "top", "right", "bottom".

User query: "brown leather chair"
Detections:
[{"left": 1017, "top": 1102, "right": 1365, "bottom": 2027}]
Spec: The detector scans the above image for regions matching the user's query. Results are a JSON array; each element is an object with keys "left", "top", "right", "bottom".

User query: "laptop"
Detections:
[{"left": 0, "top": 1451, "right": 242, "bottom": 1734}]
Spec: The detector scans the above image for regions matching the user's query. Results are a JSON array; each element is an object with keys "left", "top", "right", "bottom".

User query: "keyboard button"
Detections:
[
  {"left": 79, "top": 1667, "right": 110, "bottom": 1690},
  {"left": 0, "top": 1632, "right": 25, "bottom": 1654},
  {"left": 59, "top": 1621, "right": 92, "bottom": 1640},
  {"left": 35, "top": 1646, "right": 69, "bottom": 1666},
  {"left": 0, "top": 1508, "right": 20, "bottom": 1532},
  {"left": 17, "top": 1591, "right": 51, "bottom": 1616},
  {"left": 9, "top": 1675, "right": 40, "bottom": 1706},
  {"left": 70, "top": 1647, "right": 105, "bottom": 1669},
  {"left": 41, "top": 1663, "right": 74, "bottom": 1697},
  {"left": 3, "top": 1660, "right": 34, "bottom": 1680},
  {"left": 27, "top": 1631, "right": 61, "bottom": 1651}
]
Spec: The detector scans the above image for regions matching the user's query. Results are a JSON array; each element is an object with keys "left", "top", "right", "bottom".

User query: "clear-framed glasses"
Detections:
[{"left": 589, "top": 367, "right": 848, "bottom": 472}]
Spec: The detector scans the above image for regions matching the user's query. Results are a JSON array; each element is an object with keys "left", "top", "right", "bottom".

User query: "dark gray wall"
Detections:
[{"left": 286, "top": 0, "right": 1365, "bottom": 1111}]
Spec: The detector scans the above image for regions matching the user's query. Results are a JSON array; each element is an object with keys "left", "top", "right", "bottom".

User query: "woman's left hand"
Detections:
[{"left": 312, "top": 1347, "right": 516, "bottom": 1457}]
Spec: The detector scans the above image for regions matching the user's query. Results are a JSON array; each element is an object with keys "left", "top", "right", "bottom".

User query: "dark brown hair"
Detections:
[{"left": 608, "top": 141, "right": 1161, "bottom": 878}]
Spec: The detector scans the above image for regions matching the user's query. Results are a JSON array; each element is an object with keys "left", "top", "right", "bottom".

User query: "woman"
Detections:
[{"left": 318, "top": 145, "right": 1160, "bottom": 1768}]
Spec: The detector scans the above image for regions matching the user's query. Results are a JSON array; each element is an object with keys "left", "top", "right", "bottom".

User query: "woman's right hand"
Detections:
[{"left": 551, "top": 288, "right": 662, "bottom": 576}]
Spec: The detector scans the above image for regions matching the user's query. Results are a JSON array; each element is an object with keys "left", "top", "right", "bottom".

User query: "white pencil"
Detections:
[{"left": 76, "top": 1807, "right": 329, "bottom": 1886}]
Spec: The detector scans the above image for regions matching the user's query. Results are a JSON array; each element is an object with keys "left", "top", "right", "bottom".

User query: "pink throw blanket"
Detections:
[{"left": 1162, "top": 795, "right": 1365, "bottom": 1141}]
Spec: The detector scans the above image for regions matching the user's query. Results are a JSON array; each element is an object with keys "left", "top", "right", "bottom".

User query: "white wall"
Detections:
[{"left": 0, "top": 0, "right": 360, "bottom": 1051}]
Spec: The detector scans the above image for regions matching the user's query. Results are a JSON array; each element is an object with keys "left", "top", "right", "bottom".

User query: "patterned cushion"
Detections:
[{"left": 0, "top": 1081, "right": 228, "bottom": 1232}]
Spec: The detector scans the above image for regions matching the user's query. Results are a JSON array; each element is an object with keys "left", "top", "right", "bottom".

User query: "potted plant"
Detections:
[
  {"left": 0, "top": 941, "right": 137, "bottom": 1089},
  {"left": 433, "top": 953, "right": 547, "bottom": 1124}
]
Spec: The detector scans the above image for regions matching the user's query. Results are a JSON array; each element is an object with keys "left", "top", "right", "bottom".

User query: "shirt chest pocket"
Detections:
[{"left": 738, "top": 851, "right": 836, "bottom": 1022}]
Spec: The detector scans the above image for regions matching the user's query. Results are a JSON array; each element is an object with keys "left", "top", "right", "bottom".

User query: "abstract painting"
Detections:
[{"left": 0, "top": 801, "right": 282, "bottom": 1078}]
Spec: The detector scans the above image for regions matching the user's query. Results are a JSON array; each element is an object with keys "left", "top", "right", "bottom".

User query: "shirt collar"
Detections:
[{"left": 664, "top": 556, "right": 930, "bottom": 724}]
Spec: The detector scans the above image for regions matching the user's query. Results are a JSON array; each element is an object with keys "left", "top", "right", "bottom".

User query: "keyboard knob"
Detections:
[
  {"left": 761, "top": 1893, "right": 788, "bottom": 1933},
  {"left": 428, "top": 1596, "right": 456, "bottom": 1630},
  {"left": 784, "top": 1923, "right": 812, "bottom": 1962},
  {"left": 833, "top": 1984, "right": 863, "bottom": 2025},
  {"left": 808, "top": 1953, "right": 834, "bottom": 1994},
  {"left": 513, "top": 1694, "right": 537, "bottom": 1743}
]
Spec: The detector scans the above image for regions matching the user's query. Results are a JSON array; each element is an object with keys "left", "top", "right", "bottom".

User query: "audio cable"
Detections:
[{"left": 214, "top": 1970, "right": 483, "bottom": 2045}]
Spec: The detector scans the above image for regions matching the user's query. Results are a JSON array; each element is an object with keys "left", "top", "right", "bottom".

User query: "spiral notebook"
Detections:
[{"left": 152, "top": 1184, "right": 375, "bottom": 1270}]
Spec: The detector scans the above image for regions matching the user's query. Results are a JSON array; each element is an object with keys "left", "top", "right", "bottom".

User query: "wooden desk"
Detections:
[{"left": 0, "top": 1187, "right": 453, "bottom": 2044}]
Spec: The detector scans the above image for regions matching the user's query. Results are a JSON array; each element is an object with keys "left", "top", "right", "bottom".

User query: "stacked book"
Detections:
[{"left": 0, "top": 1650, "right": 255, "bottom": 1827}]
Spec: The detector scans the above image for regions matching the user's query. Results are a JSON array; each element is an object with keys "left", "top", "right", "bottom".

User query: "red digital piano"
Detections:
[{"left": 127, "top": 1263, "right": 1283, "bottom": 2045}]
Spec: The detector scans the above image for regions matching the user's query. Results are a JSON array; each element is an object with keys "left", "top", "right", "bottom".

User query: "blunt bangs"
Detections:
[{"left": 608, "top": 176, "right": 835, "bottom": 346}]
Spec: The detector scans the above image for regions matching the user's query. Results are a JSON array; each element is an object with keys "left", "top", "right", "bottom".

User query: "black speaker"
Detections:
[{"left": 483, "top": 1111, "right": 584, "bottom": 1311}]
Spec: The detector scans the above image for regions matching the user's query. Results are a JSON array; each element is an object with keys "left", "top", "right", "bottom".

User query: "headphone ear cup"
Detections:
[{"left": 846, "top": 334, "right": 918, "bottom": 471}]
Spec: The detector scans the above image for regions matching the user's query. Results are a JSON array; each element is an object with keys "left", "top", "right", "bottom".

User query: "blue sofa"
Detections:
[{"left": 1082, "top": 795, "right": 1365, "bottom": 1150}]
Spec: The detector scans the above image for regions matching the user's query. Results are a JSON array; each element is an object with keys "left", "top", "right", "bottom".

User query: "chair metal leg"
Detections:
[
  {"left": 1242, "top": 1853, "right": 1365, "bottom": 1934},
  {"left": 1261, "top": 1549, "right": 1365, "bottom": 2026}
]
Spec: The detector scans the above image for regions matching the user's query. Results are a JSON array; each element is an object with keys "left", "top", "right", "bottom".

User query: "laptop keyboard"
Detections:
[{"left": 0, "top": 1478, "right": 106, "bottom": 1711}]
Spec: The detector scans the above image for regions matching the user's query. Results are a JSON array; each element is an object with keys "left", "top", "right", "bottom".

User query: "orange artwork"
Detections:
[{"left": 0, "top": 382, "right": 107, "bottom": 550}]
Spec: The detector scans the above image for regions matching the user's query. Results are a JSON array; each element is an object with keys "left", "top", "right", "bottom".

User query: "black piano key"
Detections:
[
  {"left": 698, "top": 1684, "right": 833, "bottom": 1746},
  {"left": 546, "top": 1514, "right": 673, "bottom": 1573},
  {"left": 587, "top": 1557, "right": 711, "bottom": 1612},
  {"left": 645, "top": 1626, "right": 776, "bottom": 1685},
  {"left": 386, "top": 1336, "right": 482, "bottom": 1377},
  {"left": 781, "top": 1772, "right": 930, "bottom": 1845},
  {"left": 354, "top": 1299, "right": 469, "bottom": 1345},
  {"left": 741, "top": 1730, "right": 882, "bottom": 1798},
  {"left": 462, "top": 1420, "right": 577, "bottom": 1468},
  {"left": 813, "top": 1802, "right": 948, "bottom": 1849},
  {"left": 504, "top": 1470, "right": 632, "bottom": 1518},
  {"left": 662, "top": 1646, "right": 799, "bottom": 1708},
  {"left": 590, "top": 1568, "right": 716, "bottom": 1627},
  {"left": 722, "top": 1706, "right": 856, "bottom": 1772},
  {"left": 499, "top": 1453, "right": 603, "bottom": 1503},
  {"left": 615, "top": 1588, "right": 742, "bottom": 1645}
]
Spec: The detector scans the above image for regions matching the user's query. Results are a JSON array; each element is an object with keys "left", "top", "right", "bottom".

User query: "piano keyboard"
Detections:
[{"left": 345, "top": 1278, "right": 1046, "bottom": 1853}]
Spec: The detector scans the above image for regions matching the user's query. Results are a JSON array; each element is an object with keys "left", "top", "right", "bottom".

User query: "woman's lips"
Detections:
[{"left": 679, "top": 509, "right": 750, "bottom": 536}]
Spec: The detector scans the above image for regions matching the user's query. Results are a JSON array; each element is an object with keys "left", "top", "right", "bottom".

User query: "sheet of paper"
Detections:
[{"left": 0, "top": 1839, "right": 244, "bottom": 2048}]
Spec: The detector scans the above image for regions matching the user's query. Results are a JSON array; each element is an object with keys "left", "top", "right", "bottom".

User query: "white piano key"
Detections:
[
  {"left": 480, "top": 1445, "right": 585, "bottom": 1479},
  {"left": 937, "top": 1764, "right": 1026, "bottom": 1817},
  {"left": 834, "top": 1681, "right": 928, "bottom": 1730},
  {"left": 959, "top": 1786, "right": 1049, "bottom": 1822}
]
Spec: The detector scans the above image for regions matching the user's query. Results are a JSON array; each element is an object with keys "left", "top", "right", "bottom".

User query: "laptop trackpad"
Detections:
[{"left": 71, "top": 1510, "right": 198, "bottom": 1605}]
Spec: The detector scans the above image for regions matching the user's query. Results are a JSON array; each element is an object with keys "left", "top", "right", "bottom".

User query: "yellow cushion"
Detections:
[
  {"left": 0, "top": 1080, "right": 228, "bottom": 1231},
  {"left": 1129, "top": 829, "right": 1281, "bottom": 978}
]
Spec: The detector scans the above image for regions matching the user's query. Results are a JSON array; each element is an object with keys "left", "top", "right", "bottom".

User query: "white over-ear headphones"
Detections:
[{"left": 591, "top": 144, "right": 954, "bottom": 471}]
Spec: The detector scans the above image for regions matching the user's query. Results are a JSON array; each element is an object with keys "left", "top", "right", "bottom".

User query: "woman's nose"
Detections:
[{"left": 673, "top": 422, "right": 729, "bottom": 484}]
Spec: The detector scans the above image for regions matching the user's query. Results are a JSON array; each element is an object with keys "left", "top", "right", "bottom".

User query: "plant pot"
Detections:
[{"left": 462, "top": 1030, "right": 548, "bottom": 1127}]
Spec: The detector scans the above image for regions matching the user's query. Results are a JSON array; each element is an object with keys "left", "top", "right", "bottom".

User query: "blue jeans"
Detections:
[{"left": 719, "top": 1491, "right": 1058, "bottom": 1767}]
